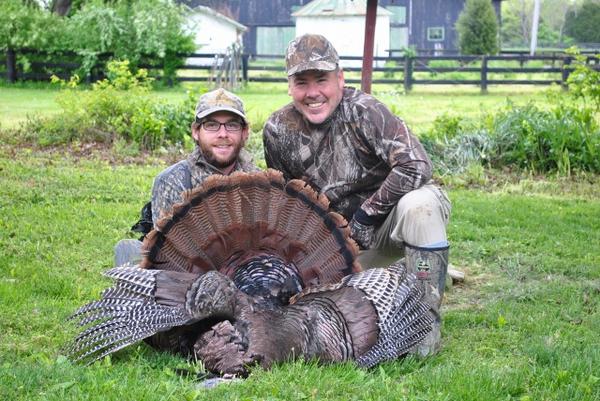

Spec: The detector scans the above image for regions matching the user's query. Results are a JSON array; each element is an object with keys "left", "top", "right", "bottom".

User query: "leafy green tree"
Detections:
[
  {"left": 456, "top": 0, "right": 499, "bottom": 55},
  {"left": 565, "top": 0, "right": 600, "bottom": 43},
  {"left": 0, "top": 0, "right": 63, "bottom": 50}
]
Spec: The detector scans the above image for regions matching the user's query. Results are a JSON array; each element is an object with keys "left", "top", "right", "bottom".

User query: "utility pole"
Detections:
[{"left": 530, "top": 0, "right": 541, "bottom": 55}]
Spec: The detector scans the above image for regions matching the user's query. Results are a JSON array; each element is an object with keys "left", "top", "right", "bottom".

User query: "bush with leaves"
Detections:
[
  {"left": 0, "top": 1, "right": 63, "bottom": 51},
  {"left": 565, "top": 47, "right": 600, "bottom": 112},
  {"left": 489, "top": 102, "right": 599, "bottom": 175},
  {"left": 62, "top": 0, "right": 196, "bottom": 82},
  {"left": 456, "top": 0, "right": 499, "bottom": 55},
  {"left": 1, "top": 0, "right": 195, "bottom": 84},
  {"left": 18, "top": 60, "right": 196, "bottom": 152},
  {"left": 422, "top": 100, "right": 600, "bottom": 177}
]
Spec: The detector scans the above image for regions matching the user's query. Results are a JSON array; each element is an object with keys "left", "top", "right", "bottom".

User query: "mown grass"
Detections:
[
  {"left": 1, "top": 146, "right": 598, "bottom": 401},
  {"left": 0, "top": 82, "right": 560, "bottom": 134}
]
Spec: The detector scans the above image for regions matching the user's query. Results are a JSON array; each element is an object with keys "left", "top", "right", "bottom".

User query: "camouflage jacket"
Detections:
[
  {"left": 263, "top": 87, "right": 433, "bottom": 223},
  {"left": 151, "top": 146, "right": 259, "bottom": 225}
]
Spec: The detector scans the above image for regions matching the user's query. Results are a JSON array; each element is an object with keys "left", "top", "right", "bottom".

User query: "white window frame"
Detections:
[{"left": 427, "top": 27, "right": 445, "bottom": 42}]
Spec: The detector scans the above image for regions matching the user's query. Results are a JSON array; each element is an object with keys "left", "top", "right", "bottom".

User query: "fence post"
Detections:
[
  {"left": 480, "top": 55, "right": 488, "bottom": 93},
  {"left": 403, "top": 55, "right": 413, "bottom": 92},
  {"left": 6, "top": 48, "right": 17, "bottom": 83},
  {"left": 561, "top": 56, "right": 571, "bottom": 90},
  {"left": 241, "top": 53, "right": 249, "bottom": 83}
]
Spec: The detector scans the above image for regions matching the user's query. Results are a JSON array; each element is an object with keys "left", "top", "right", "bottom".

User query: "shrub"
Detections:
[
  {"left": 456, "top": 0, "right": 499, "bottom": 55},
  {"left": 489, "top": 102, "right": 600, "bottom": 175},
  {"left": 420, "top": 115, "right": 493, "bottom": 176},
  {"left": 422, "top": 101, "right": 600, "bottom": 176},
  {"left": 566, "top": 47, "right": 600, "bottom": 112},
  {"left": 17, "top": 60, "right": 196, "bottom": 151}
]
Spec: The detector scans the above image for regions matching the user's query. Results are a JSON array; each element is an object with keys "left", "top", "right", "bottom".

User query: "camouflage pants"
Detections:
[{"left": 357, "top": 184, "right": 451, "bottom": 269}]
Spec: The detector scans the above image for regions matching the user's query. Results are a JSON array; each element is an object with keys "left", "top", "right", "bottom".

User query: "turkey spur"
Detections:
[{"left": 66, "top": 170, "right": 433, "bottom": 374}]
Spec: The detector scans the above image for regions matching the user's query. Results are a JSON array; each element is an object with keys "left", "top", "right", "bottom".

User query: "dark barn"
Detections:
[{"left": 180, "top": 0, "right": 503, "bottom": 56}]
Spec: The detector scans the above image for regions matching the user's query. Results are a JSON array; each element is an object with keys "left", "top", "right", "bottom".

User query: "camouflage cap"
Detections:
[
  {"left": 195, "top": 88, "right": 247, "bottom": 123},
  {"left": 285, "top": 34, "right": 339, "bottom": 77}
]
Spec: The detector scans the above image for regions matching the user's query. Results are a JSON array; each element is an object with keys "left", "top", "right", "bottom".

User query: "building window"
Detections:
[
  {"left": 427, "top": 27, "right": 444, "bottom": 42},
  {"left": 386, "top": 6, "right": 406, "bottom": 25}
]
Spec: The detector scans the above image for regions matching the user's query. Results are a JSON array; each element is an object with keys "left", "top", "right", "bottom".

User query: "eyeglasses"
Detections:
[{"left": 200, "top": 120, "right": 245, "bottom": 132}]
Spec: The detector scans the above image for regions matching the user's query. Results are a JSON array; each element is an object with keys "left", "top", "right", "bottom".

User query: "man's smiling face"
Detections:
[
  {"left": 288, "top": 68, "right": 345, "bottom": 125},
  {"left": 192, "top": 111, "right": 248, "bottom": 170}
]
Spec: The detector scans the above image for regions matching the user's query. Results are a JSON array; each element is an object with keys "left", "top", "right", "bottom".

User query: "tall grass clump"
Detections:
[
  {"left": 489, "top": 101, "right": 599, "bottom": 175},
  {"left": 13, "top": 60, "right": 197, "bottom": 153},
  {"left": 422, "top": 101, "right": 599, "bottom": 177}
]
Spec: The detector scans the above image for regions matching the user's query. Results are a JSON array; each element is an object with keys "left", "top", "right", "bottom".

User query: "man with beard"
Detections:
[{"left": 114, "top": 88, "right": 258, "bottom": 266}]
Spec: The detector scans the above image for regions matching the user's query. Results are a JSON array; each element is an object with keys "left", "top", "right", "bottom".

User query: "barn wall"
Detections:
[{"left": 186, "top": 0, "right": 504, "bottom": 54}]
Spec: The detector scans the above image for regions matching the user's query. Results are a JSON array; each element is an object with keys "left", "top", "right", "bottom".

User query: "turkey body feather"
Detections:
[
  {"left": 66, "top": 170, "right": 433, "bottom": 375},
  {"left": 68, "top": 265, "right": 432, "bottom": 375}
]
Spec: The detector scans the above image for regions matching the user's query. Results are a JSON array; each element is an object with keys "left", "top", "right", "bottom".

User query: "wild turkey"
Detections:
[{"left": 66, "top": 170, "right": 433, "bottom": 375}]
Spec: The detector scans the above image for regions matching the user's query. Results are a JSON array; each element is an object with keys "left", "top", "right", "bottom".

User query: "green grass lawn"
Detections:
[
  {"left": 1, "top": 146, "right": 599, "bottom": 401},
  {"left": 0, "top": 82, "right": 561, "bottom": 134}
]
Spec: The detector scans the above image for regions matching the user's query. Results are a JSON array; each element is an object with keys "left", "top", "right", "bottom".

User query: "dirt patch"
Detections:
[{"left": 1, "top": 142, "right": 185, "bottom": 166}]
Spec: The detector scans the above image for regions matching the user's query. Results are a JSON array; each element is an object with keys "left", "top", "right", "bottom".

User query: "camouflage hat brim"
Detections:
[
  {"left": 287, "top": 60, "right": 338, "bottom": 77},
  {"left": 196, "top": 106, "right": 248, "bottom": 124}
]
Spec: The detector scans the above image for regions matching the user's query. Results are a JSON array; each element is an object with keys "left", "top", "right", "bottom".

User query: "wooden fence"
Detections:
[{"left": 2, "top": 48, "right": 599, "bottom": 92}]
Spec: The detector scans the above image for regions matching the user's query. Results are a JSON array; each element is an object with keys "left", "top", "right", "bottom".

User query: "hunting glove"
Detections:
[{"left": 349, "top": 209, "right": 377, "bottom": 250}]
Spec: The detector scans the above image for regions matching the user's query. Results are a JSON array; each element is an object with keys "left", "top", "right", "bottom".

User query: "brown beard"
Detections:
[{"left": 198, "top": 140, "right": 244, "bottom": 169}]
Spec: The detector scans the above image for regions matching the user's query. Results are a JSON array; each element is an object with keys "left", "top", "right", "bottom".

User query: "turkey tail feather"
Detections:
[
  {"left": 141, "top": 169, "right": 361, "bottom": 285},
  {"left": 66, "top": 266, "right": 191, "bottom": 364}
]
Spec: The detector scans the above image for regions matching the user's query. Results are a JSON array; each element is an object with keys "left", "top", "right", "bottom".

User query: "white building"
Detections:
[
  {"left": 292, "top": 0, "right": 392, "bottom": 67},
  {"left": 185, "top": 5, "right": 247, "bottom": 66}
]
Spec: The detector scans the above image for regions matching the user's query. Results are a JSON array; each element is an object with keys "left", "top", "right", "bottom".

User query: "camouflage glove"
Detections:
[{"left": 349, "top": 217, "right": 375, "bottom": 250}]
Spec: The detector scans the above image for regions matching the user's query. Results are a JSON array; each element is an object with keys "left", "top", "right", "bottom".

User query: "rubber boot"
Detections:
[{"left": 405, "top": 241, "right": 449, "bottom": 356}]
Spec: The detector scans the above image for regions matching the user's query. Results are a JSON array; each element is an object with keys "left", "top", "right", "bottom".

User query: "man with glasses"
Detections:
[
  {"left": 263, "top": 34, "right": 451, "bottom": 356},
  {"left": 115, "top": 88, "right": 258, "bottom": 265}
]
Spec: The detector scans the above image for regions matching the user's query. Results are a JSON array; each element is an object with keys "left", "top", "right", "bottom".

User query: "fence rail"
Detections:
[{"left": 2, "top": 48, "right": 599, "bottom": 92}]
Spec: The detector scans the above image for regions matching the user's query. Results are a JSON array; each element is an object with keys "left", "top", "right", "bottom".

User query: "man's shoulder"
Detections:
[
  {"left": 155, "top": 159, "right": 189, "bottom": 181},
  {"left": 153, "top": 159, "right": 192, "bottom": 191},
  {"left": 266, "top": 102, "right": 300, "bottom": 127},
  {"left": 342, "top": 87, "right": 383, "bottom": 110}
]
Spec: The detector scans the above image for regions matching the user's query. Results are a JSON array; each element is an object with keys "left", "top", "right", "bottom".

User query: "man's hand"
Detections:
[{"left": 349, "top": 216, "right": 375, "bottom": 250}]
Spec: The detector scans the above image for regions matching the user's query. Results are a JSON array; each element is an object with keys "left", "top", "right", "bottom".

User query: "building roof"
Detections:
[
  {"left": 191, "top": 5, "right": 247, "bottom": 31},
  {"left": 292, "top": 0, "right": 392, "bottom": 17}
]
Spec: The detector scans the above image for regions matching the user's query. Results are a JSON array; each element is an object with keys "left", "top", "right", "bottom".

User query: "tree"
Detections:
[
  {"left": 565, "top": 0, "right": 600, "bottom": 43},
  {"left": 501, "top": 0, "right": 582, "bottom": 47},
  {"left": 456, "top": 0, "right": 499, "bottom": 55}
]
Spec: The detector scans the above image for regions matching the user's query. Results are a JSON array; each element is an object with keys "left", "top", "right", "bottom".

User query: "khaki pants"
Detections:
[{"left": 357, "top": 184, "right": 451, "bottom": 269}]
